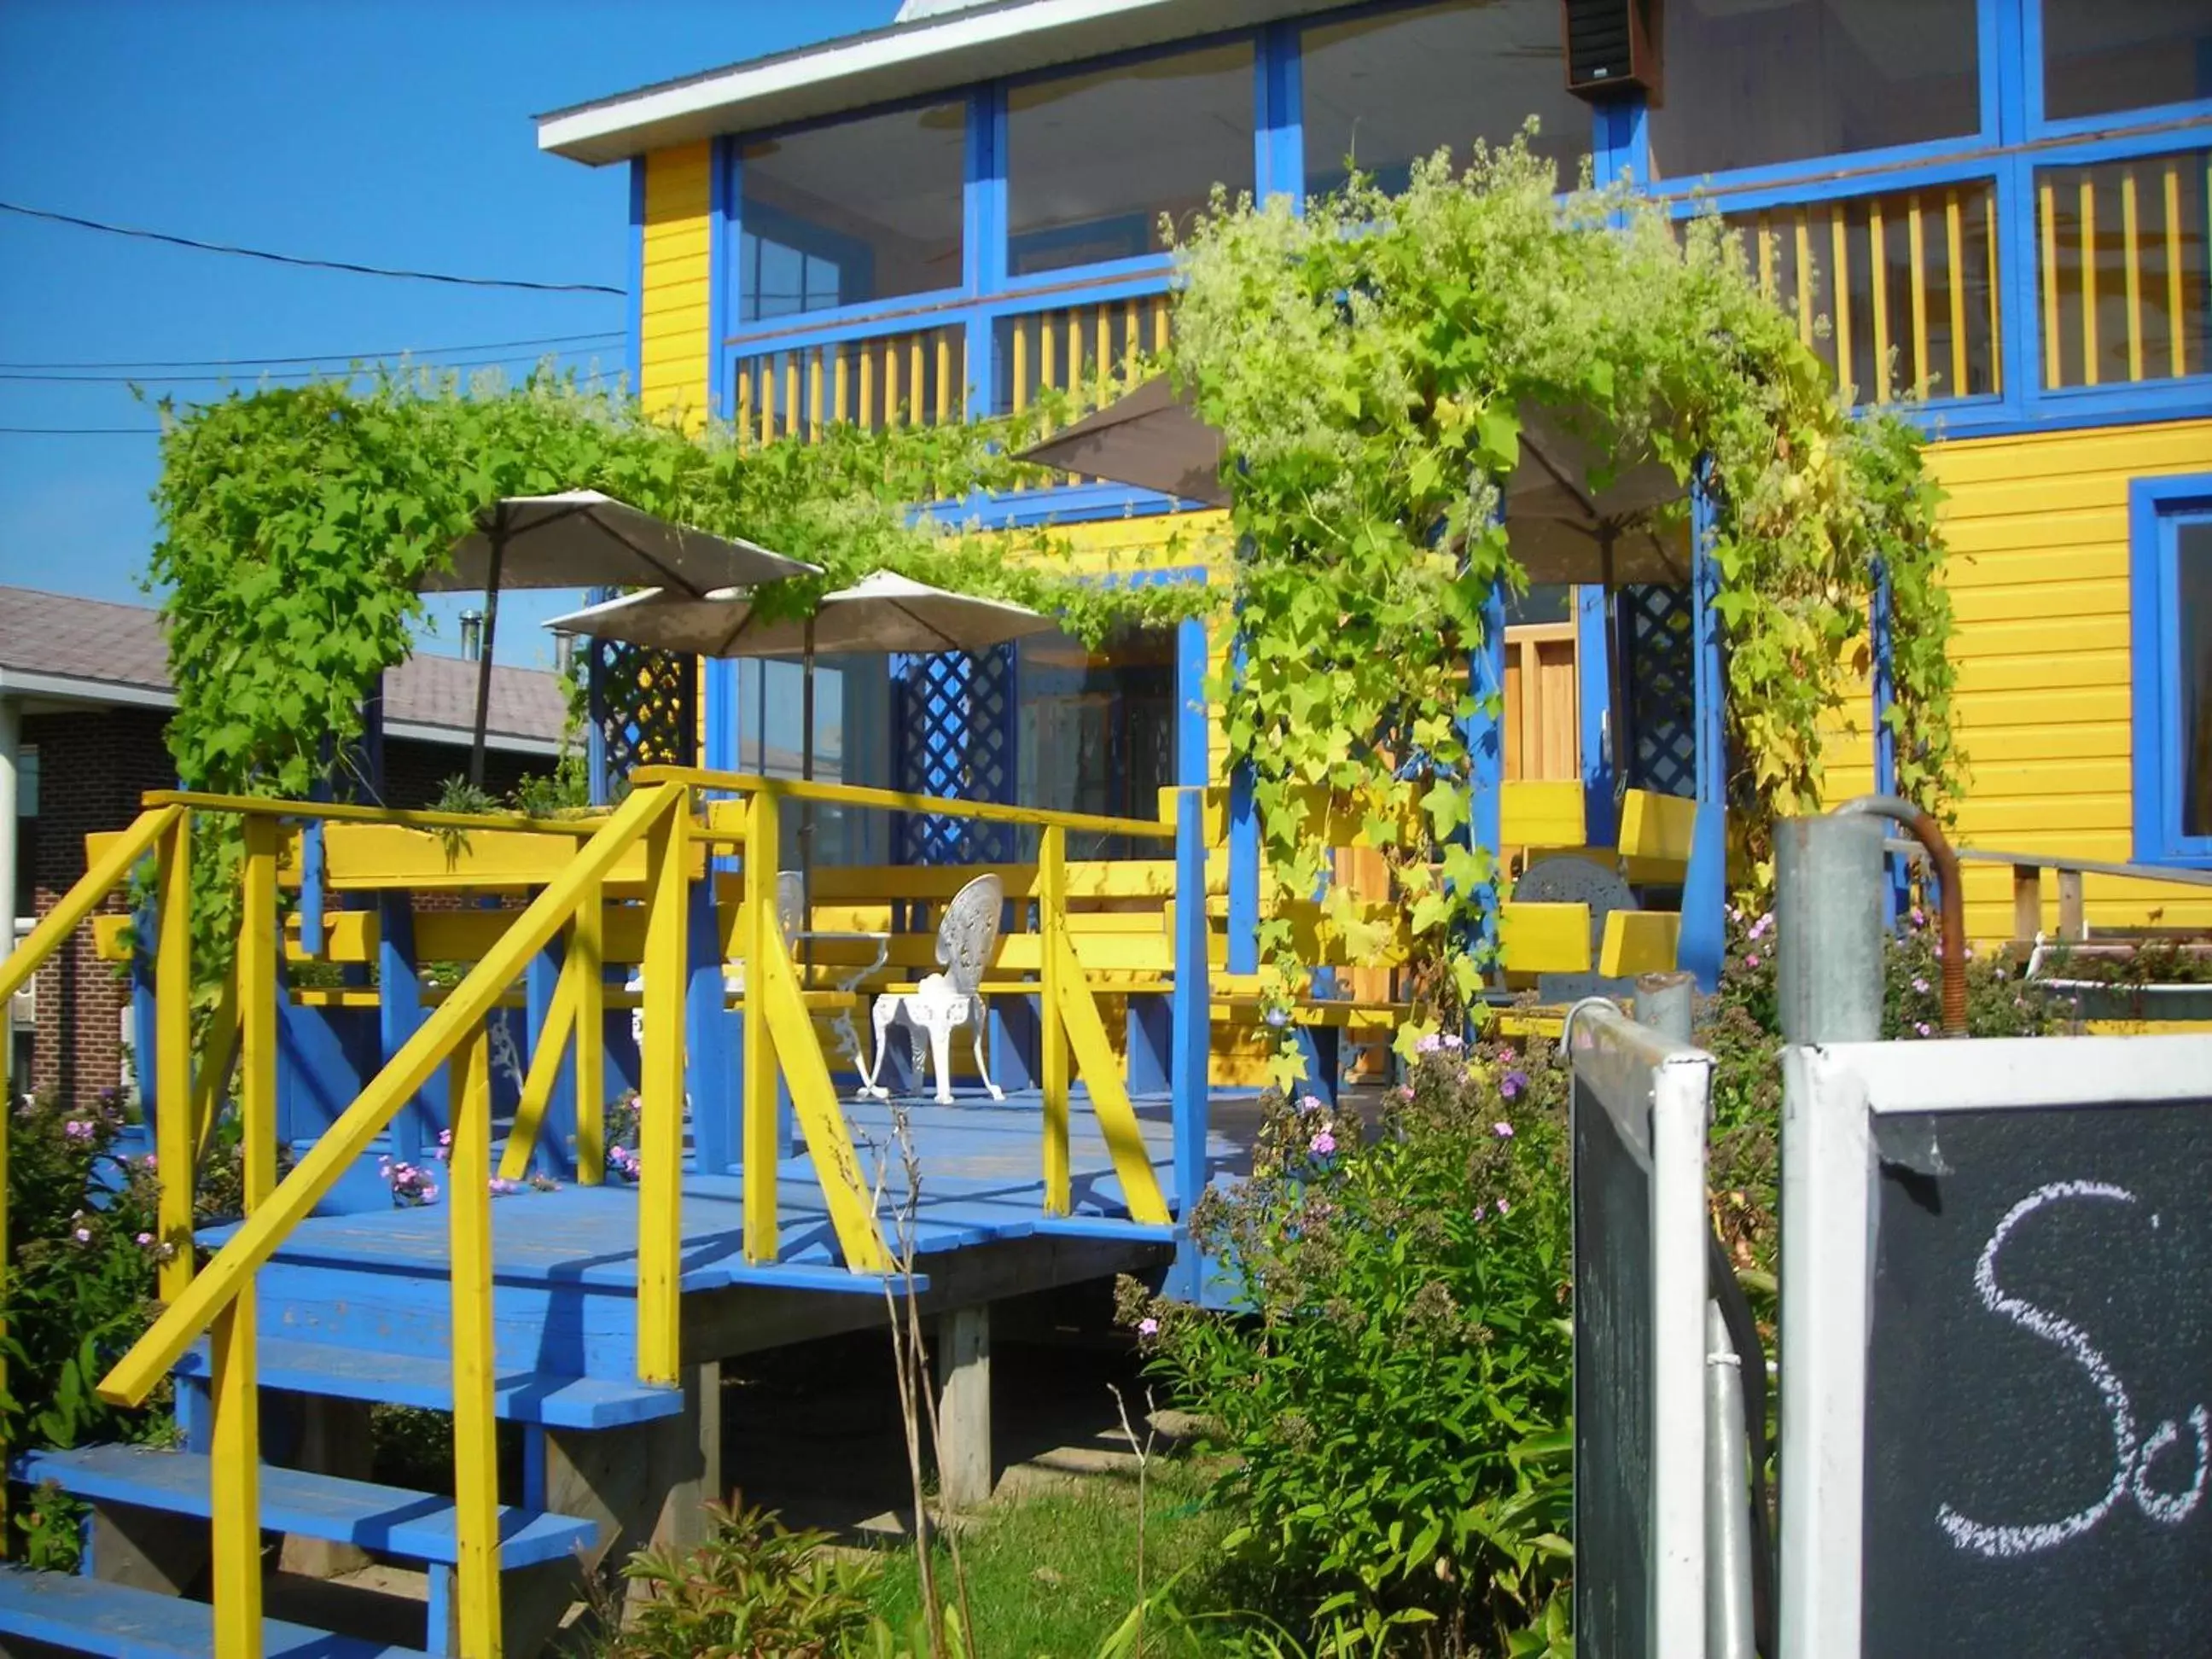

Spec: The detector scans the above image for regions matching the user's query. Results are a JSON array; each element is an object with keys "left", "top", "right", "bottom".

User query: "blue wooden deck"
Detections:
[{"left": 237, "top": 1091, "right": 1259, "bottom": 1303}]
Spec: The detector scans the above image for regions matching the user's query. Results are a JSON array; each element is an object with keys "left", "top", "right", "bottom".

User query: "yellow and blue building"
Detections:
[{"left": 541, "top": 0, "right": 2212, "bottom": 947}]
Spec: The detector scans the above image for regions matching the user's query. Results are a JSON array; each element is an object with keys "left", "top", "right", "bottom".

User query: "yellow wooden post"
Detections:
[
  {"left": 1755, "top": 212, "right": 1775, "bottom": 299},
  {"left": 934, "top": 332, "right": 952, "bottom": 423},
  {"left": 1040, "top": 825, "right": 1070, "bottom": 1214},
  {"left": 2121, "top": 166, "right": 2144, "bottom": 383},
  {"left": 213, "top": 807, "right": 279, "bottom": 1659},
  {"left": 2166, "top": 161, "right": 2187, "bottom": 377},
  {"left": 448, "top": 1020, "right": 503, "bottom": 1659},
  {"left": 1011, "top": 319, "right": 1029, "bottom": 414},
  {"left": 742, "top": 789, "right": 781, "bottom": 1261},
  {"left": 1151, "top": 292, "right": 1169, "bottom": 353},
  {"left": 498, "top": 948, "right": 582, "bottom": 1185},
  {"left": 886, "top": 336, "right": 902, "bottom": 425},
  {"left": 858, "top": 343, "right": 875, "bottom": 430},
  {"left": 2079, "top": 178, "right": 2098, "bottom": 385},
  {"left": 155, "top": 810, "right": 194, "bottom": 1303},
  {"left": 1793, "top": 211, "right": 1814, "bottom": 352},
  {"left": 1906, "top": 194, "right": 1930, "bottom": 398},
  {"left": 833, "top": 346, "right": 850, "bottom": 426},
  {"left": 909, "top": 336, "right": 926, "bottom": 422},
  {"left": 639, "top": 787, "right": 690, "bottom": 1384},
  {"left": 574, "top": 881, "right": 605, "bottom": 1184},
  {"left": 1831, "top": 206, "right": 1853, "bottom": 395},
  {"left": 1869, "top": 197, "right": 1891, "bottom": 401},
  {"left": 808, "top": 350, "right": 824, "bottom": 439},
  {"left": 736, "top": 365, "right": 753, "bottom": 448},
  {"left": 193, "top": 975, "right": 240, "bottom": 1166},
  {"left": 1985, "top": 189, "right": 2003, "bottom": 393},
  {"left": 1945, "top": 189, "right": 1969, "bottom": 396},
  {"left": 1094, "top": 306, "right": 1111, "bottom": 397},
  {"left": 2040, "top": 178, "right": 2062, "bottom": 386}
]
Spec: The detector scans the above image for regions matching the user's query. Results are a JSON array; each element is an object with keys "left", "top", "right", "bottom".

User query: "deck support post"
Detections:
[
  {"left": 509, "top": 1361, "right": 724, "bottom": 1655},
  {"left": 275, "top": 1395, "right": 375, "bottom": 1580},
  {"left": 934, "top": 1303, "right": 992, "bottom": 1511}
]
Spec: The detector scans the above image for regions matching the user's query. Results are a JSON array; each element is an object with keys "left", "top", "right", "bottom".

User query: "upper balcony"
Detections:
[{"left": 550, "top": 0, "right": 2212, "bottom": 498}]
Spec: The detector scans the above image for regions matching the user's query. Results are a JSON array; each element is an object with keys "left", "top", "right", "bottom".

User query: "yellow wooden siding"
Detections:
[
  {"left": 1906, "top": 416, "right": 2212, "bottom": 940},
  {"left": 638, "top": 143, "right": 713, "bottom": 428}
]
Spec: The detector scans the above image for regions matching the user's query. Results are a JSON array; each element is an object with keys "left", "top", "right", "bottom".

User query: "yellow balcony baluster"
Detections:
[
  {"left": 156, "top": 811, "right": 194, "bottom": 1302},
  {"left": 2122, "top": 166, "right": 2145, "bottom": 382}
]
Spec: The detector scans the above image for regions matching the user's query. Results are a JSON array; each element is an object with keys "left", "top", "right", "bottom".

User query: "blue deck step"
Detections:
[
  {"left": 175, "top": 1337, "right": 684, "bottom": 1430},
  {"left": 0, "top": 1567, "right": 429, "bottom": 1657},
  {"left": 15, "top": 1446, "right": 598, "bottom": 1570}
]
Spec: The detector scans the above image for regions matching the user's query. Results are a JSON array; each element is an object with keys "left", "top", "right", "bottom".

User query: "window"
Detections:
[
  {"left": 1301, "top": 0, "right": 1592, "bottom": 195},
  {"left": 2042, "top": 0, "right": 2212, "bottom": 124},
  {"left": 2130, "top": 478, "right": 2212, "bottom": 863},
  {"left": 2035, "top": 148, "right": 2209, "bottom": 388},
  {"left": 1648, "top": 0, "right": 1979, "bottom": 180},
  {"left": 737, "top": 102, "right": 965, "bottom": 323},
  {"left": 1007, "top": 42, "right": 1254, "bottom": 277}
]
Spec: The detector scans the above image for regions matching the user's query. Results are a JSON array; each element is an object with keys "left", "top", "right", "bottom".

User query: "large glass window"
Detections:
[
  {"left": 2043, "top": 0, "right": 2212, "bottom": 123},
  {"left": 1648, "top": 0, "right": 1979, "bottom": 180},
  {"left": 2135, "top": 485, "right": 2212, "bottom": 860},
  {"left": 1007, "top": 43, "right": 1254, "bottom": 278},
  {"left": 737, "top": 101, "right": 965, "bottom": 323},
  {"left": 1301, "top": 0, "right": 1592, "bottom": 195},
  {"left": 2179, "top": 518, "right": 2212, "bottom": 841}
]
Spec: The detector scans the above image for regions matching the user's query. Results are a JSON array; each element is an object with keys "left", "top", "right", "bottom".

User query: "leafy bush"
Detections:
[
  {"left": 607, "top": 1502, "right": 879, "bottom": 1659},
  {"left": 1124, "top": 1040, "right": 1574, "bottom": 1655}
]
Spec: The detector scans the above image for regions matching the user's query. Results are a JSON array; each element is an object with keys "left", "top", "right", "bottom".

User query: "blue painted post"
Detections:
[
  {"left": 963, "top": 86, "right": 1007, "bottom": 418},
  {"left": 130, "top": 886, "right": 157, "bottom": 1118},
  {"left": 524, "top": 942, "right": 577, "bottom": 1180},
  {"left": 685, "top": 869, "right": 736, "bottom": 1176},
  {"left": 1576, "top": 585, "right": 1618, "bottom": 847},
  {"left": 1168, "top": 617, "right": 1214, "bottom": 1298},
  {"left": 298, "top": 820, "right": 325, "bottom": 958},
  {"left": 1680, "top": 471, "right": 1729, "bottom": 991},
  {"left": 1871, "top": 558, "right": 1906, "bottom": 928},
  {"left": 1226, "top": 761, "right": 1259, "bottom": 975},
  {"left": 1254, "top": 20, "right": 1303, "bottom": 205},
  {"left": 1452, "top": 579, "right": 1509, "bottom": 1033},
  {"left": 378, "top": 894, "right": 439, "bottom": 1162}
]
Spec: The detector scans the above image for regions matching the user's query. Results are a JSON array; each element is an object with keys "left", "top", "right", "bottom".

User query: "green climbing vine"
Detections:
[
  {"left": 1168, "top": 137, "right": 1959, "bottom": 1057},
  {"left": 146, "top": 369, "right": 1206, "bottom": 990}
]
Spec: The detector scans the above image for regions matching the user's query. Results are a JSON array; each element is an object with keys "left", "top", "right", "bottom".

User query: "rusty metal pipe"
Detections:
[{"left": 1835, "top": 794, "right": 1967, "bottom": 1035}]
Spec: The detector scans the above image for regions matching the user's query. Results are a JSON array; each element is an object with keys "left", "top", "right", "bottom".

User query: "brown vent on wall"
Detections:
[{"left": 1563, "top": 0, "right": 1661, "bottom": 99}]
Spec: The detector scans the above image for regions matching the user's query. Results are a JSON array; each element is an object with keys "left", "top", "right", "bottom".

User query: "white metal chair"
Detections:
[{"left": 859, "top": 872, "right": 1005, "bottom": 1105}]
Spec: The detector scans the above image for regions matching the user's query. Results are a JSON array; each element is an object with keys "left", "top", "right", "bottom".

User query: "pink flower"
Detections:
[
  {"left": 141, "top": 1154, "right": 158, "bottom": 1170},
  {"left": 420, "top": 1185, "right": 439, "bottom": 1202},
  {"left": 1493, "top": 1121, "right": 1515, "bottom": 1139},
  {"left": 1743, "top": 952, "right": 1760, "bottom": 969},
  {"left": 63, "top": 1120, "right": 94, "bottom": 1141},
  {"left": 1912, "top": 976, "right": 1930, "bottom": 994},
  {"left": 1915, "top": 1022, "right": 1932, "bottom": 1037},
  {"left": 136, "top": 1231, "right": 154, "bottom": 1246},
  {"left": 1495, "top": 1197, "right": 1511, "bottom": 1216},
  {"left": 1308, "top": 1131, "right": 1337, "bottom": 1156},
  {"left": 1298, "top": 1094, "right": 1324, "bottom": 1114},
  {"left": 1748, "top": 912, "right": 1775, "bottom": 940},
  {"left": 73, "top": 1227, "right": 91, "bottom": 1243},
  {"left": 1394, "top": 1086, "right": 1414, "bottom": 1101},
  {"left": 1499, "top": 1069, "right": 1528, "bottom": 1101},
  {"left": 1138, "top": 1317, "right": 1159, "bottom": 1337},
  {"left": 1441, "top": 1033, "right": 1464, "bottom": 1051}
]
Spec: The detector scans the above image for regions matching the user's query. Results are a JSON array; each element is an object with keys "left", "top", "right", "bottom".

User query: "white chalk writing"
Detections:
[{"left": 1937, "top": 1179, "right": 2208, "bottom": 1558}]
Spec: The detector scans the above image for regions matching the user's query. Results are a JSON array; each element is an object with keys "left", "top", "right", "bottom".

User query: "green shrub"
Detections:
[
  {"left": 607, "top": 1502, "right": 878, "bottom": 1659},
  {"left": 1124, "top": 1041, "right": 1574, "bottom": 1655}
]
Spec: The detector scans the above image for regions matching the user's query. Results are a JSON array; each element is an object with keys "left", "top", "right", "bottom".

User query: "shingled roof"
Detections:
[{"left": 0, "top": 586, "right": 568, "bottom": 753}]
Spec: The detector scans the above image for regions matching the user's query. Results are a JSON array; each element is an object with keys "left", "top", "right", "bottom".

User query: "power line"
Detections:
[
  {"left": 0, "top": 425, "right": 160, "bottom": 435},
  {"left": 0, "top": 331, "right": 624, "bottom": 372},
  {"left": 0, "top": 344, "right": 631, "bottom": 385},
  {"left": 0, "top": 199, "right": 626, "bottom": 296}
]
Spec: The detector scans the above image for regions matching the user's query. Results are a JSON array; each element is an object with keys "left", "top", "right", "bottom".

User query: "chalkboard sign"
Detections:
[
  {"left": 1780, "top": 1035, "right": 2212, "bottom": 1659},
  {"left": 1568, "top": 1004, "right": 1714, "bottom": 1659}
]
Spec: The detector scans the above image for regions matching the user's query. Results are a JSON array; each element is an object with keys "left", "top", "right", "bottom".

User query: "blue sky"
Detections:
[{"left": 0, "top": 0, "right": 893, "bottom": 667}]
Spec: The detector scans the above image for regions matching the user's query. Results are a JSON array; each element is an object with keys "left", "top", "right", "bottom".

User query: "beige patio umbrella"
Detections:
[
  {"left": 1018, "top": 375, "right": 1691, "bottom": 772},
  {"left": 544, "top": 570, "right": 1060, "bottom": 917},
  {"left": 421, "top": 490, "right": 821, "bottom": 786}
]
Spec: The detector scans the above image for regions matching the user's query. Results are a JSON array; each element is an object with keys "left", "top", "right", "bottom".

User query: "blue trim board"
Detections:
[
  {"left": 708, "top": 137, "right": 733, "bottom": 416},
  {"left": 1680, "top": 472, "right": 1728, "bottom": 991},
  {"left": 1576, "top": 585, "right": 1616, "bottom": 847},
  {"left": 2128, "top": 473, "right": 2212, "bottom": 867}
]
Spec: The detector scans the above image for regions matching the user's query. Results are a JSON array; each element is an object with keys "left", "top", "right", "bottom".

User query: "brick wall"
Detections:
[
  {"left": 20, "top": 713, "right": 551, "bottom": 1109},
  {"left": 23, "top": 706, "right": 174, "bottom": 1109}
]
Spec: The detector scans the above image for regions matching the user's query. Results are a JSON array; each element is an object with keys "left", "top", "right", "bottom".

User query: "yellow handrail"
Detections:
[
  {"left": 0, "top": 804, "right": 178, "bottom": 1006},
  {"left": 97, "top": 781, "right": 681, "bottom": 1409},
  {"left": 641, "top": 763, "right": 1176, "bottom": 841}
]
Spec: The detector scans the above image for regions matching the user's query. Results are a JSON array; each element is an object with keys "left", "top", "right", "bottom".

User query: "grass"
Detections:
[{"left": 862, "top": 1456, "right": 1231, "bottom": 1658}]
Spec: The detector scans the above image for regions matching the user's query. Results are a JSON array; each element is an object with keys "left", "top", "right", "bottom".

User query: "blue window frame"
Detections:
[{"left": 2129, "top": 474, "right": 2212, "bottom": 865}]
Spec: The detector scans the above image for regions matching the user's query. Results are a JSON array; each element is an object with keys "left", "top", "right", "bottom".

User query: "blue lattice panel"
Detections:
[
  {"left": 893, "top": 647, "right": 1015, "bottom": 864},
  {"left": 1619, "top": 584, "right": 1696, "bottom": 799},
  {"left": 589, "top": 640, "right": 696, "bottom": 801}
]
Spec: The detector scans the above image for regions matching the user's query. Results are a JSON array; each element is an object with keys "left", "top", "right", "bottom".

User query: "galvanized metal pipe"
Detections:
[
  {"left": 1635, "top": 970, "right": 1697, "bottom": 1045},
  {"left": 1775, "top": 812, "right": 1888, "bottom": 1045},
  {"left": 1706, "top": 1300, "right": 1757, "bottom": 1659},
  {"left": 1835, "top": 793, "right": 1968, "bottom": 1033}
]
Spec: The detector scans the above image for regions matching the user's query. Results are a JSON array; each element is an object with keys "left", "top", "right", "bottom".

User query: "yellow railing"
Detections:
[
  {"left": 0, "top": 771, "right": 1182, "bottom": 1657},
  {"left": 2036, "top": 147, "right": 2209, "bottom": 389},
  {"left": 998, "top": 289, "right": 1173, "bottom": 418},
  {"left": 1728, "top": 180, "right": 2001, "bottom": 404},
  {"left": 733, "top": 320, "right": 968, "bottom": 441}
]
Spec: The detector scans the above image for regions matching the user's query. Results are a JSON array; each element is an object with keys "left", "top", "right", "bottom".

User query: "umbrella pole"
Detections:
[
  {"left": 1600, "top": 528, "right": 1631, "bottom": 822},
  {"left": 469, "top": 509, "right": 506, "bottom": 790}
]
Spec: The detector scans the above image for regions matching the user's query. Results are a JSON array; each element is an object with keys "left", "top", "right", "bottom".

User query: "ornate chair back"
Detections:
[
  {"left": 776, "top": 870, "right": 805, "bottom": 947},
  {"left": 934, "top": 874, "right": 1004, "bottom": 997}
]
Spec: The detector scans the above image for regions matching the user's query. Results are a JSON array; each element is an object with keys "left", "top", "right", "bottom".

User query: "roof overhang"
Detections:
[
  {"left": 537, "top": 0, "right": 1340, "bottom": 166},
  {"left": 0, "top": 667, "right": 561, "bottom": 757}
]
